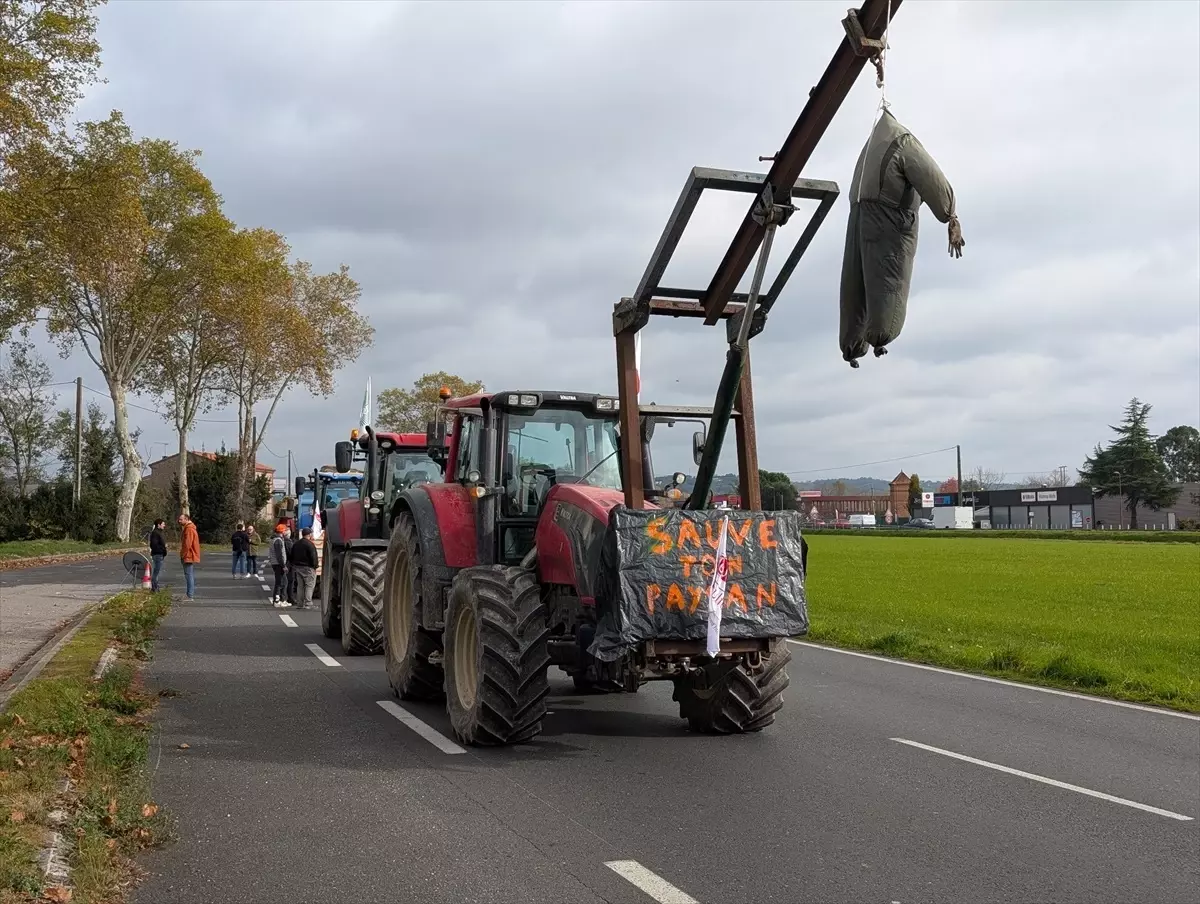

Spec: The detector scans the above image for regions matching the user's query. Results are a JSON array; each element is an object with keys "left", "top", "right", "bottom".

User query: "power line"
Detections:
[
  {"left": 785, "top": 445, "right": 958, "bottom": 476},
  {"left": 79, "top": 384, "right": 239, "bottom": 423}
]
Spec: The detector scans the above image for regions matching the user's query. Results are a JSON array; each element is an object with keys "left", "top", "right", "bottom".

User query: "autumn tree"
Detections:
[
  {"left": 1078, "top": 398, "right": 1179, "bottom": 529},
  {"left": 223, "top": 244, "right": 372, "bottom": 519},
  {"left": 0, "top": 112, "right": 224, "bottom": 539},
  {"left": 147, "top": 214, "right": 243, "bottom": 515},
  {"left": 0, "top": 0, "right": 105, "bottom": 150},
  {"left": 937, "top": 477, "right": 958, "bottom": 494},
  {"left": 377, "top": 371, "right": 484, "bottom": 433},
  {"left": 0, "top": 338, "right": 56, "bottom": 495},
  {"left": 1156, "top": 425, "right": 1199, "bottom": 482}
]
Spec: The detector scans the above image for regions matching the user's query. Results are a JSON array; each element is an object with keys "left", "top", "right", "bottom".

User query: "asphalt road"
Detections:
[
  {"left": 135, "top": 560, "right": 1200, "bottom": 904},
  {"left": 0, "top": 557, "right": 134, "bottom": 676}
]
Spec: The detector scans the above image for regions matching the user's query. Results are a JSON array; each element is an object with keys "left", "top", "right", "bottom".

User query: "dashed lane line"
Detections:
[
  {"left": 279, "top": 614, "right": 297, "bottom": 628},
  {"left": 376, "top": 701, "right": 466, "bottom": 755},
  {"left": 891, "top": 738, "right": 1194, "bottom": 822},
  {"left": 604, "top": 861, "right": 699, "bottom": 904},
  {"left": 304, "top": 643, "right": 341, "bottom": 667}
]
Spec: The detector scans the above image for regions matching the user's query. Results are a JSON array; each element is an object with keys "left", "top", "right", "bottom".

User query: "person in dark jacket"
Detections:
[
  {"left": 283, "top": 528, "right": 297, "bottom": 605},
  {"left": 231, "top": 522, "right": 249, "bottom": 578},
  {"left": 268, "top": 524, "right": 290, "bottom": 606},
  {"left": 289, "top": 528, "right": 319, "bottom": 610},
  {"left": 148, "top": 519, "right": 168, "bottom": 592}
]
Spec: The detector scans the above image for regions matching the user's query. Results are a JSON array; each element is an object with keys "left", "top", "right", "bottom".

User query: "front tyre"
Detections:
[
  {"left": 339, "top": 549, "right": 385, "bottom": 655},
  {"left": 671, "top": 641, "right": 791, "bottom": 734},
  {"left": 383, "top": 512, "right": 444, "bottom": 700},
  {"left": 319, "top": 540, "right": 340, "bottom": 639},
  {"left": 443, "top": 565, "right": 550, "bottom": 746}
]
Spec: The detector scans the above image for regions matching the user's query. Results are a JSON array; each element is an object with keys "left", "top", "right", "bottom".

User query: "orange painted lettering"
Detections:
[
  {"left": 728, "top": 555, "right": 743, "bottom": 575},
  {"left": 756, "top": 582, "right": 776, "bottom": 609},
  {"left": 759, "top": 519, "right": 778, "bottom": 550},
  {"left": 687, "top": 585, "right": 704, "bottom": 614},
  {"left": 666, "top": 583, "right": 687, "bottom": 612},
  {"left": 679, "top": 555, "right": 698, "bottom": 578},
  {"left": 700, "top": 554, "right": 714, "bottom": 577},
  {"left": 646, "top": 583, "right": 661, "bottom": 614},
  {"left": 727, "top": 583, "right": 748, "bottom": 612},
  {"left": 704, "top": 521, "right": 723, "bottom": 549},
  {"left": 678, "top": 520, "right": 702, "bottom": 549},
  {"left": 647, "top": 517, "right": 673, "bottom": 555},
  {"left": 729, "top": 521, "right": 752, "bottom": 547}
]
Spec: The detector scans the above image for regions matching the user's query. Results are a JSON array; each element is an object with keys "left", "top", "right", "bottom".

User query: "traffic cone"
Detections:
[{"left": 142, "top": 561, "right": 152, "bottom": 590}]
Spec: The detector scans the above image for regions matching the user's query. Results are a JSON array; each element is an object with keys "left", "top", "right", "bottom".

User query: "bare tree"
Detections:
[{"left": 968, "top": 466, "right": 1007, "bottom": 490}]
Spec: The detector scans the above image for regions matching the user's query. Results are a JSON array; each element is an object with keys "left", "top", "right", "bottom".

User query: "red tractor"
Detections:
[
  {"left": 318, "top": 429, "right": 444, "bottom": 655},
  {"left": 379, "top": 390, "right": 811, "bottom": 746}
]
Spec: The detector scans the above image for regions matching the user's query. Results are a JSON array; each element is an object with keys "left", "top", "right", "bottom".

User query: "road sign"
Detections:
[
  {"left": 921, "top": 492, "right": 934, "bottom": 508},
  {"left": 885, "top": 509, "right": 893, "bottom": 524}
]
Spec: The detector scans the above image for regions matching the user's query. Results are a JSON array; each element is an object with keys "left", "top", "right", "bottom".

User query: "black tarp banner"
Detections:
[{"left": 588, "top": 506, "right": 809, "bottom": 662}]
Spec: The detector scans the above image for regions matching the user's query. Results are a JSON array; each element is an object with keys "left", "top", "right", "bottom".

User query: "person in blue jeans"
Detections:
[
  {"left": 230, "top": 522, "right": 249, "bottom": 577},
  {"left": 148, "top": 518, "right": 168, "bottom": 591}
]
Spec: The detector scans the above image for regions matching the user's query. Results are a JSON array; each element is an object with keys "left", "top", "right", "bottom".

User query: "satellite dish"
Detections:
[{"left": 122, "top": 551, "right": 148, "bottom": 578}]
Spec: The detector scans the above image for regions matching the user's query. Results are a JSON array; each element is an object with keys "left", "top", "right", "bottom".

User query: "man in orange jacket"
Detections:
[{"left": 178, "top": 512, "right": 201, "bottom": 600}]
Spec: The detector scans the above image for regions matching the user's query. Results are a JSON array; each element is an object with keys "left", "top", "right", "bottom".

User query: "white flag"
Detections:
[
  {"left": 633, "top": 332, "right": 642, "bottom": 394},
  {"left": 705, "top": 515, "right": 731, "bottom": 657},
  {"left": 358, "top": 376, "right": 372, "bottom": 433},
  {"left": 311, "top": 506, "right": 323, "bottom": 541}
]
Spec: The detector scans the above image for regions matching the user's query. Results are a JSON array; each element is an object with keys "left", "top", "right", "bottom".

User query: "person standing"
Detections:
[
  {"left": 230, "top": 522, "right": 249, "bottom": 578},
  {"left": 178, "top": 513, "right": 201, "bottom": 600},
  {"left": 246, "top": 525, "right": 260, "bottom": 576},
  {"left": 290, "top": 527, "right": 319, "bottom": 610},
  {"left": 283, "top": 527, "right": 297, "bottom": 606},
  {"left": 268, "top": 525, "right": 290, "bottom": 606},
  {"left": 149, "top": 518, "right": 168, "bottom": 592}
]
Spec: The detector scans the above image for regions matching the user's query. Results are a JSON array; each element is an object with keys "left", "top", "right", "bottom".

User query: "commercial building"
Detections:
[{"left": 969, "top": 486, "right": 1095, "bottom": 529}]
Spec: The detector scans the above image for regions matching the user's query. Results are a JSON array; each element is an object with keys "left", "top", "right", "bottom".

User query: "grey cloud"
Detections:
[{"left": 48, "top": 0, "right": 1199, "bottom": 486}]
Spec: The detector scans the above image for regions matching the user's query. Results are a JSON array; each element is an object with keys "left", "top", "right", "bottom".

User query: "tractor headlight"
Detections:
[
  {"left": 370, "top": 490, "right": 384, "bottom": 501},
  {"left": 595, "top": 397, "right": 616, "bottom": 410}
]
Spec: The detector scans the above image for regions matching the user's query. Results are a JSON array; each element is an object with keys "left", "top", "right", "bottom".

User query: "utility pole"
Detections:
[
  {"left": 73, "top": 377, "right": 83, "bottom": 509},
  {"left": 956, "top": 444, "right": 963, "bottom": 507},
  {"left": 286, "top": 450, "right": 291, "bottom": 490}
]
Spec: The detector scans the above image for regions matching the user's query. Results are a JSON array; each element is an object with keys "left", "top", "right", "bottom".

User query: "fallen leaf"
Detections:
[
  {"left": 105, "top": 838, "right": 117, "bottom": 851},
  {"left": 106, "top": 798, "right": 118, "bottom": 816},
  {"left": 141, "top": 803, "right": 158, "bottom": 818},
  {"left": 44, "top": 885, "right": 73, "bottom": 903},
  {"left": 177, "top": 743, "right": 189, "bottom": 750},
  {"left": 10, "top": 810, "right": 25, "bottom": 823},
  {"left": 0, "top": 737, "right": 13, "bottom": 749},
  {"left": 135, "top": 827, "right": 151, "bottom": 843},
  {"left": 12, "top": 714, "right": 24, "bottom": 727},
  {"left": 14, "top": 758, "right": 24, "bottom": 768}
]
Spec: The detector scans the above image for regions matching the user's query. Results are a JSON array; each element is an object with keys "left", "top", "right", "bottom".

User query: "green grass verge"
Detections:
[
  {"left": 803, "top": 528, "right": 1200, "bottom": 544},
  {"left": 804, "top": 534, "right": 1200, "bottom": 711},
  {"left": 0, "top": 541, "right": 134, "bottom": 563},
  {"left": 0, "top": 590, "right": 173, "bottom": 904}
]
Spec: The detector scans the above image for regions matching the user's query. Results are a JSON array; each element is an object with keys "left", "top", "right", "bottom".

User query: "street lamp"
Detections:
[{"left": 1114, "top": 470, "right": 1123, "bottom": 530}]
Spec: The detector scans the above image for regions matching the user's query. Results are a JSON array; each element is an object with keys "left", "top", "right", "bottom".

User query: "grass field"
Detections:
[
  {"left": 0, "top": 540, "right": 133, "bottom": 562},
  {"left": 804, "top": 534, "right": 1200, "bottom": 712}
]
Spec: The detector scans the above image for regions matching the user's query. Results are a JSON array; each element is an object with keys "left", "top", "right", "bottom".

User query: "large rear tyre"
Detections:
[
  {"left": 383, "top": 512, "right": 444, "bottom": 700},
  {"left": 339, "top": 549, "right": 385, "bottom": 655},
  {"left": 319, "top": 540, "right": 340, "bottom": 639},
  {"left": 671, "top": 642, "right": 791, "bottom": 734},
  {"left": 444, "top": 565, "right": 550, "bottom": 747}
]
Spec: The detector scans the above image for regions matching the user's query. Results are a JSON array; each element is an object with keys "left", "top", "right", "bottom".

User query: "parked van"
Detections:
[{"left": 848, "top": 513, "right": 876, "bottom": 528}]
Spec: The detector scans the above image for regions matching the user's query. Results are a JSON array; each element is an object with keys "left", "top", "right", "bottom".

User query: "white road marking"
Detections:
[
  {"left": 789, "top": 640, "right": 1200, "bottom": 722},
  {"left": 304, "top": 643, "right": 341, "bottom": 667},
  {"left": 279, "top": 614, "right": 297, "bottom": 628},
  {"left": 376, "top": 701, "right": 466, "bottom": 754},
  {"left": 890, "top": 738, "right": 1194, "bottom": 822},
  {"left": 604, "top": 861, "right": 699, "bottom": 904}
]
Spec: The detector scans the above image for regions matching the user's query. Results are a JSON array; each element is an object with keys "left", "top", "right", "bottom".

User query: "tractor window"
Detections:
[
  {"left": 501, "top": 408, "right": 620, "bottom": 517},
  {"left": 388, "top": 451, "right": 441, "bottom": 495},
  {"left": 454, "top": 415, "right": 482, "bottom": 483}
]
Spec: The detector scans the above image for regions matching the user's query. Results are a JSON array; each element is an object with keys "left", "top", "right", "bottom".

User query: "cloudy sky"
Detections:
[{"left": 40, "top": 0, "right": 1200, "bottom": 485}]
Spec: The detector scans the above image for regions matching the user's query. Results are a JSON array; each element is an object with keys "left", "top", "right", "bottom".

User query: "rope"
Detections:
[{"left": 856, "top": 0, "right": 893, "bottom": 205}]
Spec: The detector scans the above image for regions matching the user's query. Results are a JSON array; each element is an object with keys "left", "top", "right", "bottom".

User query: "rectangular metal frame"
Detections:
[{"left": 631, "top": 166, "right": 839, "bottom": 319}]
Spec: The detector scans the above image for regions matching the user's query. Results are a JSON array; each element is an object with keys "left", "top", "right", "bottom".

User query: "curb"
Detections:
[
  {"left": 0, "top": 601, "right": 100, "bottom": 714},
  {"left": 0, "top": 546, "right": 139, "bottom": 573}
]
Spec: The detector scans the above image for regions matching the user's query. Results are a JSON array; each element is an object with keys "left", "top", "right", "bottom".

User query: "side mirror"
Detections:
[
  {"left": 334, "top": 441, "right": 353, "bottom": 474},
  {"left": 640, "top": 415, "right": 656, "bottom": 443},
  {"left": 425, "top": 419, "right": 448, "bottom": 463},
  {"left": 294, "top": 476, "right": 306, "bottom": 498},
  {"left": 692, "top": 429, "right": 706, "bottom": 467}
]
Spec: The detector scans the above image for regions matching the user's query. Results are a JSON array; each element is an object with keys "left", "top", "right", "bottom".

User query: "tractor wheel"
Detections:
[
  {"left": 443, "top": 565, "right": 550, "bottom": 746},
  {"left": 339, "top": 548, "right": 385, "bottom": 655},
  {"left": 383, "top": 512, "right": 444, "bottom": 700},
  {"left": 671, "top": 642, "right": 791, "bottom": 734},
  {"left": 319, "top": 542, "right": 340, "bottom": 639}
]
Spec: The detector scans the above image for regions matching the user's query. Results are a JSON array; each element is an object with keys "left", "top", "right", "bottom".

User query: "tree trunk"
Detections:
[
  {"left": 176, "top": 426, "right": 190, "bottom": 515},
  {"left": 108, "top": 380, "right": 143, "bottom": 542},
  {"left": 234, "top": 409, "right": 252, "bottom": 521},
  {"left": 1127, "top": 498, "right": 1138, "bottom": 530}
]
